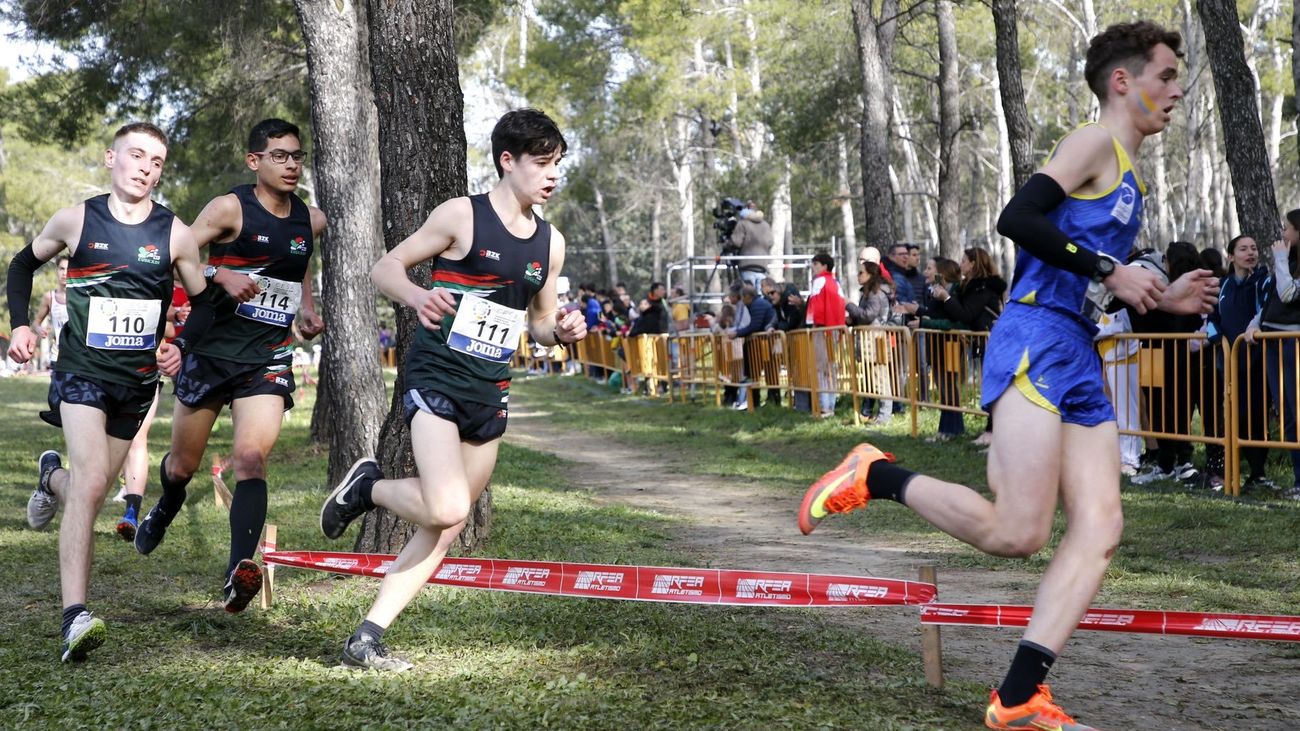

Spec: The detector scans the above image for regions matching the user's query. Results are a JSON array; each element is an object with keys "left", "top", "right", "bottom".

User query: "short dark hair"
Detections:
[
  {"left": 248, "top": 118, "right": 301, "bottom": 153},
  {"left": 491, "top": 108, "right": 567, "bottom": 178},
  {"left": 1084, "top": 21, "right": 1183, "bottom": 101},
  {"left": 113, "top": 121, "right": 168, "bottom": 149},
  {"left": 889, "top": 243, "right": 909, "bottom": 256},
  {"left": 812, "top": 252, "right": 835, "bottom": 272}
]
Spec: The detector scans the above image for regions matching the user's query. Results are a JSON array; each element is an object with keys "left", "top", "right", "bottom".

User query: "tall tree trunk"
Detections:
[
  {"left": 1197, "top": 0, "right": 1282, "bottom": 244},
  {"left": 850, "top": 0, "right": 899, "bottom": 248},
  {"left": 361, "top": 0, "right": 489, "bottom": 554},
  {"left": 772, "top": 157, "right": 792, "bottom": 278},
  {"left": 936, "top": 0, "right": 961, "bottom": 260},
  {"left": 991, "top": 0, "right": 1033, "bottom": 191},
  {"left": 594, "top": 185, "right": 618, "bottom": 288},
  {"left": 1293, "top": 0, "right": 1300, "bottom": 172},
  {"left": 892, "top": 96, "right": 937, "bottom": 250},
  {"left": 295, "top": 0, "right": 386, "bottom": 486},
  {"left": 651, "top": 191, "right": 663, "bottom": 281},
  {"left": 836, "top": 133, "right": 858, "bottom": 275}
]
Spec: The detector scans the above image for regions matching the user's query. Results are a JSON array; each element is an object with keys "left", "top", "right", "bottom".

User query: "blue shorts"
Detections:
[{"left": 980, "top": 303, "right": 1114, "bottom": 427}]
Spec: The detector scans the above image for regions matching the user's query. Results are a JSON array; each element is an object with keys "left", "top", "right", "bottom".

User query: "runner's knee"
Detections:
[
  {"left": 987, "top": 524, "right": 1052, "bottom": 558},
  {"left": 166, "top": 451, "right": 202, "bottom": 482},
  {"left": 231, "top": 447, "right": 268, "bottom": 479}
]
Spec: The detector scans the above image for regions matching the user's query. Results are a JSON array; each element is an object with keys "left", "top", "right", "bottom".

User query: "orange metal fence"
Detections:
[{"left": 535, "top": 327, "right": 1300, "bottom": 495}]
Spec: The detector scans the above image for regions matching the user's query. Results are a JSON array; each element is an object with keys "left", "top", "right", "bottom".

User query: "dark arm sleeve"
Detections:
[
  {"left": 170, "top": 285, "right": 215, "bottom": 354},
  {"left": 7, "top": 245, "right": 43, "bottom": 329},
  {"left": 996, "top": 173, "right": 1101, "bottom": 279}
]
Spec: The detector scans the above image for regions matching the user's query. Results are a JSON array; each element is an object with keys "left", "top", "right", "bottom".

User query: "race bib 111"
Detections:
[{"left": 447, "top": 293, "right": 525, "bottom": 363}]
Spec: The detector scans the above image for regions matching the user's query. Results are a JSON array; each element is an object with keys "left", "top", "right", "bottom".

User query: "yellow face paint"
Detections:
[{"left": 1139, "top": 89, "right": 1159, "bottom": 114}]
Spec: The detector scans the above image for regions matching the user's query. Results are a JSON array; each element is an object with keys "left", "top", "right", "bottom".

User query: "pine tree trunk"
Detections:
[
  {"left": 1293, "top": 0, "right": 1300, "bottom": 172},
  {"left": 936, "top": 0, "right": 961, "bottom": 260},
  {"left": 850, "top": 0, "right": 899, "bottom": 248},
  {"left": 594, "top": 186, "right": 618, "bottom": 288},
  {"left": 359, "top": 0, "right": 490, "bottom": 554},
  {"left": 295, "top": 0, "right": 387, "bottom": 484},
  {"left": 1197, "top": 0, "right": 1282, "bottom": 244},
  {"left": 990, "top": 0, "right": 1033, "bottom": 191}
]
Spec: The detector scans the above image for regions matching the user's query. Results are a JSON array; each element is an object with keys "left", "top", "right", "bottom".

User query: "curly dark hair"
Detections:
[{"left": 1084, "top": 21, "right": 1183, "bottom": 101}]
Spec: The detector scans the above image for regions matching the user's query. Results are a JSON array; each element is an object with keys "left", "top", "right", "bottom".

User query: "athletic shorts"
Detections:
[
  {"left": 173, "top": 353, "right": 295, "bottom": 410},
  {"left": 42, "top": 371, "right": 158, "bottom": 441},
  {"left": 980, "top": 303, "right": 1115, "bottom": 427},
  {"left": 403, "top": 387, "right": 508, "bottom": 443}
]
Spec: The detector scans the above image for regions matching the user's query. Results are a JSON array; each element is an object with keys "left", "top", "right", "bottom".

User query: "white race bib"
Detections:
[
  {"left": 237, "top": 276, "right": 301, "bottom": 327},
  {"left": 447, "top": 293, "right": 525, "bottom": 363},
  {"left": 86, "top": 296, "right": 161, "bottom": 350}
]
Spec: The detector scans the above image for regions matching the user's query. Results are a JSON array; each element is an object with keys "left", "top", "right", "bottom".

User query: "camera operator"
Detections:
[{"left": 730, "top": 200, "right": 774, "bottom": 289}]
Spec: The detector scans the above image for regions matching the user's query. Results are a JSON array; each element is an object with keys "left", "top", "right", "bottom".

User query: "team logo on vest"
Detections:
[
  {"left": 256, "top": 234, "right": 271, "bottom": 243},
  {"left": 137, "top": 245, "right": 161, "bottom": 265},
  {"left": 89, "top": 241, "right": 109, "bottom": 251},
  {"left": 290, "top": 236, "right": 308, "bottom": 255},
  {"left": 1110, "top": 182, "right": 1136, "bottom": 225},
  {"left": 480, "top": 249, "right": 501, "bottom": 261},
  {"left": 524, "top": 260, "right": 543, "bottom": 284}
]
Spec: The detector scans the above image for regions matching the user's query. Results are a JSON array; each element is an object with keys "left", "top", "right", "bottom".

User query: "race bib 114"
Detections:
[{"left": 236, "top": 276, "right": 301, "bottom": 327}]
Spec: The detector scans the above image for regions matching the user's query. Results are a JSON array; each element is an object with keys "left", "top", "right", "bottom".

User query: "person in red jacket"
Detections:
[{"left": 805, "top": 252, "right": 845, "bottom": 416}]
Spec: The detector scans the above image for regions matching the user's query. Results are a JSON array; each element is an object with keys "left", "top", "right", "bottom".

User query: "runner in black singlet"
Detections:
[
  {"left": 318, "top": 109, "right": 587, "bottom": 671},
  {"left": 132, "top": 119, "right": 326, "bottom": 615},
  {"left": 5, "top": 122, "right": 213, "bottom": 663}
]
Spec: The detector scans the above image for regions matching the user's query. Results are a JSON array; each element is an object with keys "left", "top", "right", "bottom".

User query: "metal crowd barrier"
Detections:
[{"left": 530, "top": 326, "right": 1300, "bottom": 496}]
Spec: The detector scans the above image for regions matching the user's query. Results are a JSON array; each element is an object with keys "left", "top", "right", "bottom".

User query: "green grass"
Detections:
[
  {"left": 512, "top": 376, "right": 1300, "bottom": 615},
  {"left": 0, "top": 375, "right": 989, "bottom": 730}
]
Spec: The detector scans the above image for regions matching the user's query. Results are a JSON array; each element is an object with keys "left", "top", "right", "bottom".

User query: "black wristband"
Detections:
[
  {"left": 996, "top": 173, "right": 1101, "bottom": 279},
  {"left": 7, "top": 244, "right": 43, "bottom": 329}
]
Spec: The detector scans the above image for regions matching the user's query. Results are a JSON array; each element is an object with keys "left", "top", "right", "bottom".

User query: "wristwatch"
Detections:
[
  {"left": 1092, "top": 256, "right": 1115, "bottom": 282},
  {"left": 203, "top": 265, "right": 218, "bottom": 283}
]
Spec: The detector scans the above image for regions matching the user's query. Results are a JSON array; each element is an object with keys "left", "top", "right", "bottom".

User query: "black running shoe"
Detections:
[
  {"left": 341, "top": 634, "right": 413, "bottom": 672},
  {"left": 320, "top": 458, "right": 380, "bottom": 540},
  {"left": 134, "top": 504, "right": 177, "bottom": 556},
  {"left": 222, "top": 559, "right": 263, "bottom": 613}
]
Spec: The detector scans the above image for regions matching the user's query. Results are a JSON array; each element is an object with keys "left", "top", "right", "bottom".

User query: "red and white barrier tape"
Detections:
[
  {"left": 262, "top": 550, "right": 936, "bottom": 607},
  {"left": 920, "top": 603, "right": 1300, "bottom": 642}
]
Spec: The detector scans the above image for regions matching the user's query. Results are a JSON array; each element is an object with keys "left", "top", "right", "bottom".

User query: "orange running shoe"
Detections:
[
  {"left": 985, "top": 684, "right": 1100, "bottom": 730},
  {"left": 796, "top": 443, "right": 893, "bottom": 535}
]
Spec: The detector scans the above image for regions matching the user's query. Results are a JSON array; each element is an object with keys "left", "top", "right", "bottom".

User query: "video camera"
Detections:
[{"left": 711, "top": 197, "right": 745, "bottom": 254}]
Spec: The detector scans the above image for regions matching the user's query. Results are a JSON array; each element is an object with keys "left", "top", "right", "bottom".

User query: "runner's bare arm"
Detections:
[
  {"left": 371, "top": 197, "right": 473, "bottom": 331},
  {"left": 6, "top": 204, "right": 83, "bottom": 362},
  {"left": 297, "top": 206, "right": 327, "bottom": 338},
  {"left": 32, "top": 291, "right": 53, "bottom": 339},
  {"left": 528, "top": 228, "right": 585, "bottom": 346},
  {"left": 191, "top": 193, "right": 259, "bottom": 302},
  {"left": 159, "top": 221, "right": 214, "bottom": 376}
]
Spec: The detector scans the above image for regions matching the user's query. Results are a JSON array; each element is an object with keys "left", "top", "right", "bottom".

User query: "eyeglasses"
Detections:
[{"left": 253, "top": 149, "right": 307, "bottom": 164}]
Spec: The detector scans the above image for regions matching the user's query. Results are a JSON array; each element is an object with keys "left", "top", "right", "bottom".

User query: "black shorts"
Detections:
[
  {"left": 403, "top": 388, "right": 507, "bottom": 443},
  {"left": 173, "top": 353, "right": 295, "bottom": 410},
  {"left": 42, "top": 371, "right": 159, "bottom": 441}
]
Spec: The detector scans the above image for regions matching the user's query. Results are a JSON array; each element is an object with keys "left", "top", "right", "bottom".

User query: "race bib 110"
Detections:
[{"left": 86, "top": 296, "right": 161, "bottom": 350}]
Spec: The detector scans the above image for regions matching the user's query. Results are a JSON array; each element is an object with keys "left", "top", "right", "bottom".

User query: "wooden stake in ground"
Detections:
[
  {"left": 260, "top": 524, "right": 277, "bottom": 609},
  {"left": 211, "top": 455, "right": 233, "bottom": 510},
  {"left": 919, "top": 564, "right": 944, "bottom": 688}
]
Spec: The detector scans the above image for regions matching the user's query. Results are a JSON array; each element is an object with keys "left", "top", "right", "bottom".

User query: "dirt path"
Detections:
[{"left": 506, "top": 405, "right": 1299, "bottom": 730}]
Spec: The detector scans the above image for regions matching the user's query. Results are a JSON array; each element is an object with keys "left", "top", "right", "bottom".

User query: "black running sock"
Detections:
[
  {"left": 226, "top": 478, "right": 268, "bottom": 577},
  {"left": 124, "top": 494, "right": 142, "bottom": 514},
  {"left": 997, "top": 640, "right": 1057, "bottom": 707},
  {"left": 61, "top": 603, "right": 87, "bottom": 637},
  {"left": 357, "top": 475, "right": 376, "bottom": 511},
  {"left": 157, "top": 453, "right": 193, "bottom": 516},
  {"left": 353, "top": 619, "right": 386, "bottom": 644},
  {"left": 865, "top": 461, "right": 917, "bottom": 505}
]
